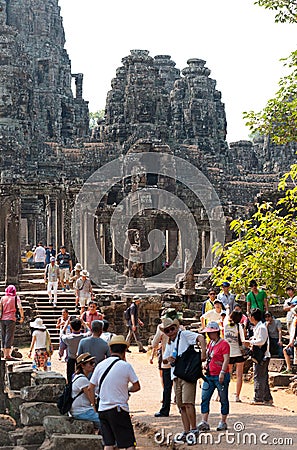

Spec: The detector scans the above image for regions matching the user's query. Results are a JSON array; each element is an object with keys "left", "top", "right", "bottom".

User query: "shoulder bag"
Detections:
[
  {"left": 173, "top": 331, "right": 206, "bottom": 383},
  {"left": 95, "top": 357, "right": 120, "bottom": 411}
]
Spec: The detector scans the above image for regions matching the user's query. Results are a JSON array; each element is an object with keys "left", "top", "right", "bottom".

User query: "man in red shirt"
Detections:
[{"left": 80, "top": 301, "right": 103, "bottom": 330}]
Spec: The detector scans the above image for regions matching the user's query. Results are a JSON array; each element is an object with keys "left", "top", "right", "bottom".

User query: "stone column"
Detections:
[
  {"left": 168, "top": 229, "right": 178, "bottom": 264},
  {"left": 201, "top": 230, "right": 206, "bottom": 267},
  {"left": 55, "top": 198, "right": 64, "bottom": 248},
  {"left": 5, "top": 197, "right": 21, "bottom": 286},
  {"left": 0, "top": 202, "right": 7, "bottom": 279}
]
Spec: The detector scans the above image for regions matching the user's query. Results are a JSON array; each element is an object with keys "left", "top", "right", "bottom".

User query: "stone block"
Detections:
[
  {"left": 17, "top": 426, "right": 45, "bottom": 445},
  {"left": 39, "top": 434, "right": 103, "bottom": 450},
  {"left": 43, "top": 415, "right": 94, "bottom": 438},
  {"left": 20, "top": 384, "right": 64, "bottom": 402},
  {"left": 32, "top": 371, "right": 66, "bottom": 386},
  {"left": 6, "top": 395, "right": 25, "bottom": 425},
  {"left": 269, "top": 373, "right": 292, "bottom": 387},
  {"left": 20, "top": 403, "right": 60, "bottom": 426},
  {"left": 0, "top": 414, "right": 16, "bottom": 446},
  {"left": 7, "top": 372, "right": 32, "bottom": 390}
]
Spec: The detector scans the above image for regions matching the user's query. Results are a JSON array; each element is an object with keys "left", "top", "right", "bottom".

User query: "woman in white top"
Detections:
[
  {"left": 224, "top": 310, "right": 246, "bottom": 402},
  {"left": 28, "top": 317, "right": 52, "bottom": 370},
  {"left": 70, "top": 352, "right": 100, "bottom": 429}
]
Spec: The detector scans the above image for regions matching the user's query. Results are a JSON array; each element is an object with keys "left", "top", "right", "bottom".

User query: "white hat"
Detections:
[
  {"left": 30, "top": 317, "right": 46, "bottom": 330},
  {"left": 81, "top": 269, "right": 89, "bottom": 277},
  {"left": 75, "top": 263, "right": 83, "bottom": 271},
  {"left": 50, "top": 256, "right": 56, "bottom": 262}
]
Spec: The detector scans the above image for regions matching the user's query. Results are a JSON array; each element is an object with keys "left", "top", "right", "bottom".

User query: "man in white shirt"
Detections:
[
  {"left": 244, "top": 308, "right": 273, "bottom": 406},
  {"left": 283, "top": 286, "right": 297, "bottom": 335},
  {"left": 162, "top": 318, "right": 206, "bottom": 442},
  {"left": 34, "top": 242, "right": 46, "bottom": 269},
  {"left": 201, "top": 300, "right": 224, "bottom": 329},
  {"left": 88, "top": 335, "right": 140, "bottom": 450}
]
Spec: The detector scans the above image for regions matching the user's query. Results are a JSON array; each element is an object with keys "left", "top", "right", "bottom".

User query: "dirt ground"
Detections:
[{"left": 21, "top": 346, "right": 297, "bottom": 449}]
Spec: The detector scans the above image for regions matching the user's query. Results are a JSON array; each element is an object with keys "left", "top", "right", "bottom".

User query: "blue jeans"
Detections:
[
  {"left": 201, "top": 373, "right": 230, "bottom": 415},
  {"left": 72, "top": 407, "right": 100, "bottom": 428}
]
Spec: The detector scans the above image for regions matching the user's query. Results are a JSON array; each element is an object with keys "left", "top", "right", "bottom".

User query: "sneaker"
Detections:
[
  {"left": 48, "top": 299, "right": 52, "bottom": 304},
  {"left": 62, "top": 287, "right": 66, "bottom": 292},
  {"left": 235, "top": 395, "right": 242, "bottom": 402},
  {"left": 173, "top": 431, "right": 187, "bottom": 444},
  {"left": 264, "top": 399, "right": 274, "bottom": 406},
  {"left": 53, "top": 303, "right": 57, "bottom": 308},
  {"left": 197, "top": 421, "right": 210, "bottom": 433},
  {"left": 281, "top": 369, "right": 292, "bottom": 374},
  {"left": 66, "top": 284, "right": 70, "bottom": 290},
  {"left": 139, "top": 348, "right": 147, "bottom": 353},
  {"left": 250, "top": 400, "right": 264, "bottom": 405},
  {"left": 217, "top": 421, "right": 227, "bottom": 431}
]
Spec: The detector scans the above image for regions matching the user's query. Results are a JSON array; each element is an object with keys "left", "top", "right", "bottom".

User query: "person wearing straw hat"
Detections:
[
  {"left": 28, "top": 317, "right": 52, "bottom": 370},
  {"left": 70, "top": 352, "right": 100, "bottom": 429},
  {"left": 89, "top": 335, "right": 140, "bottom": 450},
  {"left": 198, "top": 321, "right": 230, "bottom": 433},
  {"left": 75, "top": 269, "right": 94, "bottom": 313},
  {"left": 162, "top": 318, "right": 206, "bottom": 442},
  {"left": 69, "top": 262, "right": 83, "bottom": 288},
  {"left": 0, "top": 285, "right": 24, "bottom": 360}
]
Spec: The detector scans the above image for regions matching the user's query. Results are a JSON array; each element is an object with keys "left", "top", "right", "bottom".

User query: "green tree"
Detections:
[
  {"left": 89, "top": 110, "right": 105, "bottom": 129},
  {"left": 243, "top": 2, "right": 297, "bottom": 145},
  {"left": 211, "top": 1, "right": 297, "bottom": 297}
]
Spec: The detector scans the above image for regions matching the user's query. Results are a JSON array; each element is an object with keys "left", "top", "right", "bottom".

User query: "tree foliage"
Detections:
[
  {"left": 89, "top": 110, "right": 105, "bottom": 129},
  {"left": 243, "top": 1, "right": 297, "bottom": 145},
  {"left": 211, "top": 1, "right": 297, "bottom": 297}
]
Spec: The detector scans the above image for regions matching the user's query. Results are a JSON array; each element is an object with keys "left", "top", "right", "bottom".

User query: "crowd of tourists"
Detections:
[{"left": 1, "top": 275, "right": 297, "bottom": 449}]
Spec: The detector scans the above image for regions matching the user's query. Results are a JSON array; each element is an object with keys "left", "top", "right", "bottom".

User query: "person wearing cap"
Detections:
[
  {"left": 282, "top": 305, "right": 297, "bottom": 374},
  {"left": 201, "top": 289, "right": 217, "bottom": 315},
  {"left": 70, "top": 352, "right": 100, "bottom": 428},
  {"left": 198, "top": 321, "right": 230, "bottom": 432},
  {"left": 264, "top": 312, "right": 283, "bottom": 358},
  {"left": 69, "top": 262, "right": 83, "bottom": 288},
  {"left": 0, "top": 285, "right": 24, "bottom": 360},
  {"left": 162, "top": 318, "right": 206, "bottom": 441},
  {"left": 246, "top": 280, "right": 268, "bottom": 318},
  {"left": 89, "top": 335, "right": 140, "bottom": 450},
  {"left": 56, "top": 245, "right": 73, "bottom": 291},
  {"left": 125, "top": 296, "right": 146, "bottom": 353},
  {"left": 244, "top": 308, "right": 273, "bottom": 405},
  {"left": 77, "top": 320, "right": 110, "bottom": 365},
  {"left": 44, "top": 256, "right": 60, "bottom": 307},
  {"left": 217, "top": 282, "right": 235, "bottom": 311},
  {"left": 75, "top": 269, "right": 94, "bottom": 313},
  {"left": 28, "top": 317, "right": 52, "bottom": 370}
]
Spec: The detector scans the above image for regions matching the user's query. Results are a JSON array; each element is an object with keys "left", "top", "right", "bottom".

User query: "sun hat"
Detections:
[
  {"left": 201, "top": 321, "right": 220, "bottom": 333},
  {"left": 159, "top": 317, "right": 179, "bottom": 332},
  {"left": 81, "top": 269, "right": 89, "bottom": 277},
  {"left": 30, "top": 317, "right": 46, "bottom": 330},
  {"left": 50, "top": 256, "right": 56, "bottom": 262},
  {"left": 109, "top": 334, "right": 129, "bottom": 348},
  {"left": 75, "top": 263, "right": 83, "bottom": 271},
  {"left": 5, "top": 285, "right": 16, "bottom": 296},
  {"left": 76, "top": 352, "right": 95, "bottom": 366},
  {"left": 133, "top": 295, "right": 141, "bottom": 301}
]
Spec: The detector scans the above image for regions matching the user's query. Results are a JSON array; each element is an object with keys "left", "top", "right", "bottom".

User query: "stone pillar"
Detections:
[
  {"left": 73, "top": 73, "right": 83, "bottom": 99},
  {"left": 201, "top": 230, "right": 206, "bottom": 266},
  {"left": 55, "top": 198, "right": 64, "bottom": 248},
  {"left": 0, "top": 202, "right": 7, "bottom": 279},
  {"left": 99, "top": 223, "right": 106, "bottom": 264},
  {"left": 168, "top": 229, "right": 178, "bottom": 265},
  {"left": 5, "top": 197, "right": 21, "bottom": 286}
]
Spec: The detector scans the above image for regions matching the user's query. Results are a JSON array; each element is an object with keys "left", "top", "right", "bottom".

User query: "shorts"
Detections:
[
  {"left": 78, "top": 295, "right": 91, "bottom": 307},
  {"left": 229, "top": 355, "right": 245, "bottom": 364},
  {"left": 99, "top": 407, "right": 136, "bottom": 448},
  {"left": 174, "top": 377, "right": 197, "bottom": 408},
  {"left": 59, "top": 268, "right": 70, "bottom": 281}
]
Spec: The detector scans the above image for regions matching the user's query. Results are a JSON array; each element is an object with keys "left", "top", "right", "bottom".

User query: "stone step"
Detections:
[{"left": 40, "top": 434, "right": 103, "bottom": 450}]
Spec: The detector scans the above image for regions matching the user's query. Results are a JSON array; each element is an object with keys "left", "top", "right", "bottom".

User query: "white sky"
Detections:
[{"left": 58, "top": 0, "right": 296, "bottom": 143}]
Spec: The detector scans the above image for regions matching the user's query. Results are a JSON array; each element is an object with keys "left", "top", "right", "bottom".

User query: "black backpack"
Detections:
[
  {"left": 124, "top": 306, "right": 131, "bottom": 322},
  {"left": 173, "top": 331, "right": 206, "bottom": 383},
  {"left": 57, "top": 375, "right": 85, "bottom": 415}
]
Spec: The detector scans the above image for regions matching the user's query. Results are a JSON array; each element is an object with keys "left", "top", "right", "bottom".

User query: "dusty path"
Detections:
[{"left": 24, "top": 347, "right": 297, "bottom": 449}]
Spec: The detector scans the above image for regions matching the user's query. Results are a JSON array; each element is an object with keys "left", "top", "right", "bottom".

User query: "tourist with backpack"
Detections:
[
  {"left": 162, "top": 318, "right": 206, "bottom": 443},
  {"left": 125, "top": 296, "right": 146, "bottom": 353},
  {"left": 70, "top": 352, "right": 100, "bottom": 429}
]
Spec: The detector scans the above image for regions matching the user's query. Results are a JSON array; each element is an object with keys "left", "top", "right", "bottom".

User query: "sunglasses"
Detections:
[
  {"left": 164, "top": 326, "right": 177, "bottom": 334},
  {"left": 209, "top": 293, "right": 216, "bottom": 296}
]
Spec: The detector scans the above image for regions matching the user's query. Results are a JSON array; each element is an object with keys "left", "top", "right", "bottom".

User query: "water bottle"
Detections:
[
  {"left": 171, "top": 349, "right": 177, "bottom": 367},
  {"left": 46, "top": 359, "right": 52, "bottom": 371},
  {"left": 31, "top": 361, "right": 37, "bottom": 371}
]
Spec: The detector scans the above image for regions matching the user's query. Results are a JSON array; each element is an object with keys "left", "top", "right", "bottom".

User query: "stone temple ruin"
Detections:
[{"left": 0, "top": 0, "right": 297, "bottom": 285}]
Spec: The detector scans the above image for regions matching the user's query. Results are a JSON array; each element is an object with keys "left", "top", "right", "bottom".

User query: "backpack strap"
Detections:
[
  {"left": 98, "top": 357, "right": 120, "bottom": 396},
  {"left": 72, "top": 374, "right": 88, "bottom": 402}
]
